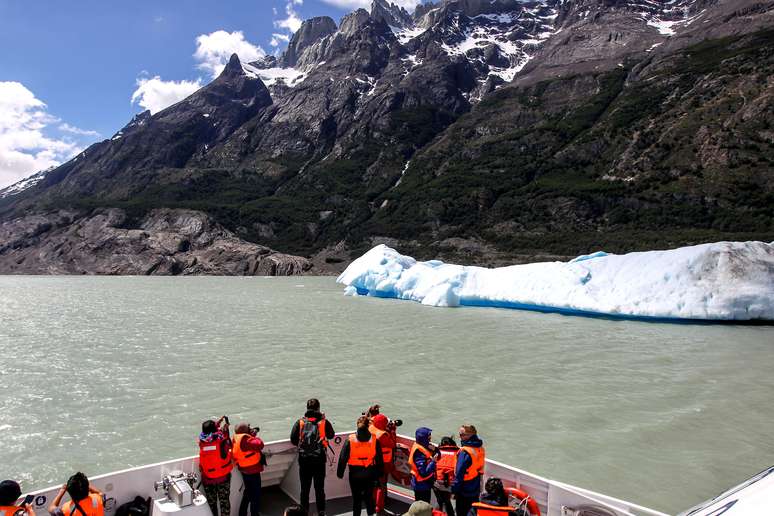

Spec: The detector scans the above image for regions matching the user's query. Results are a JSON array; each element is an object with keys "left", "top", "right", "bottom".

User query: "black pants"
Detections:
[
  {"left": 350, "top": 475, "right": 376, "bottom": 516},
  {"left": 434, "top": 489, "right": 454, "bottom": 516},
  {"left": 202, "top": 476, "right": 231, "bottom": 516},
  {"left": 414, "top": 489, "right": 432, "bottom": 503},
  {"left": 455, "top": 494, "right": 478, "bottom": 516},
  {"left": 239, "top": 472, "right": 261, "bottom": 516},
  {"left": 299, "top": 459, "right": 327, "bottom": 514}
]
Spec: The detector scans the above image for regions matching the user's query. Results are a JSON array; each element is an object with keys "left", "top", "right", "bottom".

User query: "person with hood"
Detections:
[
  {"left": 369, "top": 413, "right": 396, "bottom": 513},
  {"left": 433, "top": 437, "right": 459, "bottom": 516},
  {"left": 198, "top": 416, "right": 233, "bottom": 516},
  {"left": 290, "top": 398, "right": 336, "bottom": 516},
  {"left": 233, "top": 422, "right": 265, "bottom": 516},
  {"left": 337, "top": 416, "right": 384, "bottom": 516},
  {"left": 409, "top": 427, "right": 436, "bottom": 503},
  {"left": 0, "top": 480, "right": 35, "bottom": 516},
  {"left": 452, "top": 425, "right": 485, "bottom": 516},
  {"left": 47, "top": 472, "right": 104, "bottom": 516}
]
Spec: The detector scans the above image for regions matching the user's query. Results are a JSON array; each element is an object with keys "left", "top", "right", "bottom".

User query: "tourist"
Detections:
[
  {"left": 433, "top": 437, "right": 459, "bottom": 516},
  {"left": 469, "top": 478, "right": 520, "bottom": 516},
  {"left": 290, "top": 398, "right": 335, "bottom": 516},
  {"left": 233, "top": 422, "right": 265, "bottom": 516},
  {"left": 452, "top": 425, "right": 485, "bottom": 516},
  {"left": 409, "top": 427, "right": 436, "bottom": 503},
  {"left": 199, "top": 416, "right": 233, "bottom": 516},
  {"left": 337, "top": 416, "right": 384, "bottom": 516},
  {"left": 401, "top": 501, "right": 433, "bottom": 516},
  {"left": 0, "top": 480, "right": 35, "bottom": 516},
  {"left": 47, "top": 473, "right": 104, "bottom": 516},
  {"left": 368, "top": 412, "right": 396, "bottom": 513}
]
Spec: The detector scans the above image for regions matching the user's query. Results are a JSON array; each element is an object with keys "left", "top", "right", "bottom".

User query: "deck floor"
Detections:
[{"left": 260, "top": 486, "right": 410, "bottom": 516}]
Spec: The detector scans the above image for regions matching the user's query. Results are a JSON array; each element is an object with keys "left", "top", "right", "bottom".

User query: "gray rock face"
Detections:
[
  {"left": 0, "top": 209, "right": 311, "bottom": 275},
  {"left": 281, "top": 16, "right": 338, "bottom": 67}
]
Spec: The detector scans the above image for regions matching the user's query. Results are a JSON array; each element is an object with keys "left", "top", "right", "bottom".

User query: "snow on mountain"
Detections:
[
  {"left": 0, "top": 169, "right": 50, "bottom": 199},
  {"left": 242, "top": 62, "right": 307, "bottom": 88},
  {"left": 338, "top": 242, "right": 774, "bottom": 321}
]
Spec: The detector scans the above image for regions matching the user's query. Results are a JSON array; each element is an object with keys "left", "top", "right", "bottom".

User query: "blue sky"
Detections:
[{"left": 0, "top": 0, "right": 425, "bottom": 188}]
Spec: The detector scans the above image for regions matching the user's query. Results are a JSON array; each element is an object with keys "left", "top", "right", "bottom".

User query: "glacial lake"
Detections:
[{"left": 1, "top": 276, "right": 772, "bottom": 514}]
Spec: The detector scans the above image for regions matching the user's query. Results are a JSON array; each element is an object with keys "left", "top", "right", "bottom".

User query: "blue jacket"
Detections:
[
  {"left": 452, "top": 435, "right": 484, "bottom": 497},
  {"left": 411, "top": 427, "right": 436, "bottom": 491}
]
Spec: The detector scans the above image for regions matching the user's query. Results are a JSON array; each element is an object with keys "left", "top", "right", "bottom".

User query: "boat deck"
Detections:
[{"left": 260, "top": 486, "right": 410, "bottom": 516}]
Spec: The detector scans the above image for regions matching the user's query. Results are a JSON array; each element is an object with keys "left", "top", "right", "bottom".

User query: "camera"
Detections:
[
  {"left": 223, "top": 415, "right": 230, "bottom": 425},
  {"left": 392, "top": 419, "right": 403, "bottom": 427},
  {"left": 250, "top": 426, "right": 259, "bottom": 436}
]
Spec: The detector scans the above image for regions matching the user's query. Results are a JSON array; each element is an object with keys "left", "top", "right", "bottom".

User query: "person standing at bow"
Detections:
[
  {"left": 452, "top": 425, "right": 485, "bottom": 516},
  {"left": 199, "top": 416, "right": 233, "bottom": 516},
  {"left": 337, "top": 416, "right": 384, "bottom": 516},
  {"left": 409, "top": 427, "right": 436, "bottom": 503},
  {"left": 290, "top": 398, "right": 336, "bottom": 516},
  {"left": 233, "top": 422, "right": 265, "bottom": 516},
  {"left": 433, "top": 437, "right": 459, "bottom": 516},
  {"left": 368, "top": 412, "right": 396, "bottom": 513}
]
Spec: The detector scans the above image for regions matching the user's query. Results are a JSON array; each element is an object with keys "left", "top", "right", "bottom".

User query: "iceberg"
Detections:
[{"left": 336, "top": 242, "right": 774, "bottom": 321}]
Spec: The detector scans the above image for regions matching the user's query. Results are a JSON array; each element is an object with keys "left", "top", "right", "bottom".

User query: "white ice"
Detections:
[{"left": 337, "top": 242, "right": 774, "bottom": 321}]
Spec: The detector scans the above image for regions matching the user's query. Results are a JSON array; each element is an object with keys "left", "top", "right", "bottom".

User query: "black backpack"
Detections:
[
  {"left": 115, "top": 497, "right": 150, "bottom": 516},
  {"left": 298, "top": 417, "right": 326, "bottom": 460}
]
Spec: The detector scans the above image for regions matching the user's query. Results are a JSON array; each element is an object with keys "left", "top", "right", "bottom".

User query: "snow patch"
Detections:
[
  {"left": 0, "top": 170, "right": 48, "bottom": 198},
  {"left": 243, "top": 63, "right": 307, "bottom": 87},
  {"left": 337, "top": 242, "right": 774, "bottom": 321}
]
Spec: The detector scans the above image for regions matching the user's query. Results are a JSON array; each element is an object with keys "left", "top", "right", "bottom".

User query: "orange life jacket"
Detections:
[
  {"left": 0, "top": 506, "right": 23, "bottom": 516},
  {"left": 232, "top": 433, "right": 262, "bottom": 470},
  {"left": 62, "top": 494, "right": 104, "bottom": 516},
  {"left": 471, "top": 502, "right": 513, "bottom": 516},
  {"left": 460, "top": 445, "right": 485, "bottom": 481},
  {"left": 347, "top": 433, "right": 377, "bottom": 467},
  {"left": 369, "top": 424, "right": 394, "bottom": 463},
  {"left": 298, "top": 418, "right": 329, "bottom": 448},
  {"left": 435, "top": 446, "right": 458, "bottom": 484},
  {"left": 199, "top": 434, "right": 234, "bottom": 479},
  {"left": 409, "top": 443, "right": 434, "bottom": 482}
]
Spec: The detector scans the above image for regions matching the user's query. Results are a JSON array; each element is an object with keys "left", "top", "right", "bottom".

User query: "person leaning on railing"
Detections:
[
  {"left": 47, "top": 472, "right": 104, "bottom": 516},
  {"left": 0, "top": 480, "right": 35, "bottom": 516},
  {"left": 452, "top": 424, "right": 485, "bottom": 516}
]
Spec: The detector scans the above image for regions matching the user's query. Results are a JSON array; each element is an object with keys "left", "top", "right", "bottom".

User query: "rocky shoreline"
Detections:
[{"left": 0, "top": 209, "right": 312, "bottom": 276}]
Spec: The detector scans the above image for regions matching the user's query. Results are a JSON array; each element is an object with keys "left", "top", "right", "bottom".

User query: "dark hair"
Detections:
[
  {"left": 366, "top": 404, "right": 380, "bottom": 417},
  {"left": 440, "top": 436, "right": 457, "bottom": 447},
  {"left": 356, "top": 415, "right": 369, "bottom": 429},
  {"left": 306, "top": 398, "right": 320, "bottom": 411},
  {"left": 283, "top": 504, "right": 306, "bottom": 516},
  {"left": 484, "top": 477, "right": 507, "bottom": 505},
  {"left": 202, "top": 420, "right": 217, "bottom": 434},
  {"left": 0, "top": 480, "right": 22, "bottom": 505},
  {"left": 66, "top": 472, "right": 90, "bottom": 502}
]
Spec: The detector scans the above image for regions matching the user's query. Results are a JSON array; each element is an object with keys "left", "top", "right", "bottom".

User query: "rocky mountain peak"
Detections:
[
  {"left": 341, "top": 8, "right": 374, "bottom": 36},
  {"left": 281, "top": 16, "right": 338, "bottom": 67},
  {"left": 371, "top": 0, "right": 414, "bottom": 28}
]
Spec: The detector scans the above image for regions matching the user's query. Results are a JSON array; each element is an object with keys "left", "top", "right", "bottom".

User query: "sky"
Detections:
[{"left": 0, "top": 0, "right": 428, "bottom": 189}]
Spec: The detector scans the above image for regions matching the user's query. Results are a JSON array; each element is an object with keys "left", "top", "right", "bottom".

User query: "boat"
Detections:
[{"left": 16, "top": 433, "right": 772, "bottom": 516}]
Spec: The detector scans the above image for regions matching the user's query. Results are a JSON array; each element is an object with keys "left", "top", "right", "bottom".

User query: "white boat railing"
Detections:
[{"left": 18, "top": 432, "right": 670, "bottom": 516}]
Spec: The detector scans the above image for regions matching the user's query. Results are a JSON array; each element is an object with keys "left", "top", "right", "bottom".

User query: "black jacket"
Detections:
[{"left": 336, "top": 427, "right": 384, "bottom": 481}]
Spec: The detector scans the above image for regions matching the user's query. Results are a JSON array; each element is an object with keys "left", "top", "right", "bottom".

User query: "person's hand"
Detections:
[{"left": 23, "top": 503, "right": 35, "bottom": 516}]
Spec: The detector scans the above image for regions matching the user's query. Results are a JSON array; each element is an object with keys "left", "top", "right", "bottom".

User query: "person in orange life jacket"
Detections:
[
  {"left": 289, "top": 398, "right": 335, "bottom": 516},
  {"left": 368, "top": 413, "right": 395, "bottom": 513},
  {"left": 409, "top": 427, "right": 436, "bottom": 503},
  {"left": 337, "top": 416, "right": 384, "bottom": 516},
  {"left": 469, "top": 478, "right": 521, "bottom": 516},
  {"left": 47, "top": 472, "right": 104, "bottom": 516},
  {"left": 199, "top": 416, "right": 233, "bottom": 516},
  {"left": 432, "top": 437, "right": 459, "bottom": 516},
  {"left": 451, "top": 425, "right": 485, "bottom": 516},
  {"left": 233, "top": 422, "right": 265, "bottom": 516},
  {"left": 0, "top": 480, "right": 35, "bottom": 516}
]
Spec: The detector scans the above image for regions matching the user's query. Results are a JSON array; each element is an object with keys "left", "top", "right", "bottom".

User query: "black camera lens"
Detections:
[{"left": 394, "top": 419, "right": 403, "bottom": 427}]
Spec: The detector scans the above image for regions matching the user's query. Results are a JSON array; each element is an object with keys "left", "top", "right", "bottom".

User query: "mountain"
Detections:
[{"left": 1, "top": 0, "right": 772, "bottom": 274}]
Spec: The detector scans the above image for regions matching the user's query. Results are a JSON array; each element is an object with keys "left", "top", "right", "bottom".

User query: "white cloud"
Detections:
[
  {"left": 194, "top": 30, "right": 266, "bottom": 78},
  {"left": 270, "top": 33, "right": 291, "bottom": 47},
  {"left": 130, "top": 76, "right": 203, "bottom": 115},
  {"left": 274, "top": 1, "right": 303, "bottom": 34},
  {"left": 0, "top": 81, "right": 85, "bottom": 189},
  {"left": 59, "top": 123, "right": 100, "bottom": 137},
  {"left": 320, "top": 0, "right": 425, "bottom": 9}
]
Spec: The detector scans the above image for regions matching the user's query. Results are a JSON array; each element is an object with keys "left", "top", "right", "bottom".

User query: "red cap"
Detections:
[{"left": 372, "top": 414, "right": 388, "bottom": 430}]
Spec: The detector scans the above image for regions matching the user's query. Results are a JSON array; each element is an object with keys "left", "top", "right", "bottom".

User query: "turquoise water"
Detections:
[{"left": 0, "top": 276, "right": 772, "bottom": 513}]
